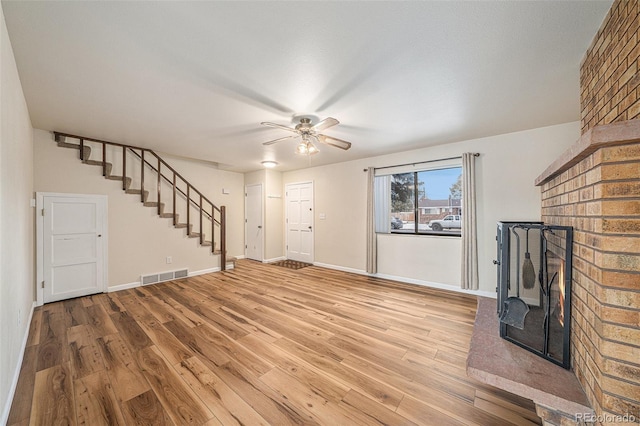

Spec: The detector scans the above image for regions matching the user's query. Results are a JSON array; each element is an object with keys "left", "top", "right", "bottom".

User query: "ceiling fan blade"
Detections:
[
  {"left": 261, "top": 122, "right": 299, "bottom": 133},
  {"left": 262, "top": 135, "right": 298, "bottom": 146},
  {"left": 312, "top": 117, "right": 339, "bottom": 132},
  {"left": 317, "top": 134, "right": 352, "bottom": 150}
]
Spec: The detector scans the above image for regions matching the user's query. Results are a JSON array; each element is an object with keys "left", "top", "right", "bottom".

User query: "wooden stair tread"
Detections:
[
  {"left": 160, "top": 213, "right": 175, "bottom": 218},
  {"left": 106, "top": 175, "right": 123, "bottom": 181},
  {"left": 57, "top": 141, "right": 80, "bottom": 149},
  {"left": 188, "top": 233, "right": 201, "bottom": 238},
  {"left": 175, "top": 223, "right": 189, "bottom": 229},
  {"left": 125, "top": 189, "right": 142, "bottom": 194}
]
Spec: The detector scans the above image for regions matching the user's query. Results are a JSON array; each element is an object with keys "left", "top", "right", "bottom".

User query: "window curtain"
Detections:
[
  {"left": 374, "top": 175, "right": 391, "bottom": 233},
  {"left": 461, "top": 153, "right": 479, "bottom": 290},
  {"left": 366, "top": 167, "right": 377, "bottom": 274}
]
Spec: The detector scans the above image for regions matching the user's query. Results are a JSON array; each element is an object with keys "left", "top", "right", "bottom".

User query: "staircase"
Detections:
[{"left": 53, "top": 131, "right": 227, "bottom": 270}]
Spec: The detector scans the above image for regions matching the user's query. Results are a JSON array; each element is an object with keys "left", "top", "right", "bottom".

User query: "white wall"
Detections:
[
  {"left": 159, "top": 152, "right": 245, "bottom": 260},
  {"left": 265, "top": 169, "right": 284, "bottom": 261},
  {"left": 283, "top": 122, "right": 580, "bottom": 294},
  {"left": 244, "top": 169, "right": 284, "bottom": 262},
  {"left": 33, "top": 130, "right": 245, "bottom": 288},
  {"left": 0, "top": 2, "right": 35, "bottom": 422}
]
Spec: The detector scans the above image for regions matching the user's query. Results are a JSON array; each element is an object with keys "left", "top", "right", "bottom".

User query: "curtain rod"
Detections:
[{"left": 363, "top": 153, "right": 479, "bottom": 172}]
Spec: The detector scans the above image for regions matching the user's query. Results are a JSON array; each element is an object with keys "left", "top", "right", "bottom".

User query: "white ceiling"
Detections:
[{"left": 3, "top": 1, "right": 611, "bottom": 172}]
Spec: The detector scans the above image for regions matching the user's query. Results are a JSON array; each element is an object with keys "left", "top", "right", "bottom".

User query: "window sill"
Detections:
[{"left": 385, "top": 231, "right": 461, "bottom": 238}]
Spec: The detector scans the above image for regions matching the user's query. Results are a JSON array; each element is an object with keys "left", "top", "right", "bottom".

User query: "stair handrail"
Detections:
[
  {"left": 129, "top": 149, "right": 218, "bottom": 224},
  {"left": 53, "top": 131, "right": 227, "bottom": 269}
]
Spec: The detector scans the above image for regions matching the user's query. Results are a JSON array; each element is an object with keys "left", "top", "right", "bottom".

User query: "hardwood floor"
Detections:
[{"left": 8, "top": 260, "right": 541, "bottom": 425}]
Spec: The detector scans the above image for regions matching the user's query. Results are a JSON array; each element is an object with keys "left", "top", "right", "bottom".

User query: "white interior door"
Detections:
[
  {"left": 286, "top": 182, "right": 313, "bottom": 263},
  {"left": 245, "top": 184, "right": 264, "bottom": 261},
  {"left": 42, "top": 194, "right": 107, "bottom": 303}
]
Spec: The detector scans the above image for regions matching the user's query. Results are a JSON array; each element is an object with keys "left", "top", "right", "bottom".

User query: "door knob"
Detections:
[
  {"left": 258, "top": 226, "right": 262, "bottom": 229},
  {"left": 308, "top": 226, "right": 312, "bottom": 230},
  {"left": 98, "top": 234, "right": 102, "bottom": 237}
]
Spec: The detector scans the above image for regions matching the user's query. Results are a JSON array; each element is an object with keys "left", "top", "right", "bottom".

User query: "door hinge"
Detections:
[
  {"left": 245, "top": 245, "right": 247, "bottom": 249},
  {"left": 41, "top": 208, "right": 45, "bottom": 216},
  {"left": 245, "top": 218, "right": 248, "bottom": 223},
  {"left": 41, "top": 280, "right": 45, "bottom": 288}
]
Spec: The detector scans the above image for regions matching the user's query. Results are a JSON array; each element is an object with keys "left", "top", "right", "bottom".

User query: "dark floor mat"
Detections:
[{"left": 270, "top": 260, "right": 313, "bottom": 270}]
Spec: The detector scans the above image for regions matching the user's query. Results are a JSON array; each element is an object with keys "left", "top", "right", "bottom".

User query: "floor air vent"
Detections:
[{"left": 141, "top": 268, "right": 189, "bottom": 286}]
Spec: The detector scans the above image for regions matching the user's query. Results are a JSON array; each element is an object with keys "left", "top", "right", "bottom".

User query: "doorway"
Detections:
[
  {"left": 245, "top": 183, "right": 264, "bottom": 261},
  {"left": 285, "top": 181, "right": 313, "bottom": 263},
  {"left": 37, "top": 193, "right": 107, "bottom": 304}
]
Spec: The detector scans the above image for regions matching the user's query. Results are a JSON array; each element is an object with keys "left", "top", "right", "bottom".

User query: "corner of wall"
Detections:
[{"left": 1, "top": 2, "right": 36, "bottom": 422}]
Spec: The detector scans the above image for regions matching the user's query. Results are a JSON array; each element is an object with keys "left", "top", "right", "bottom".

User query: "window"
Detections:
[{"left": 376, "top": 166, "right": 462, "bottom": 236}]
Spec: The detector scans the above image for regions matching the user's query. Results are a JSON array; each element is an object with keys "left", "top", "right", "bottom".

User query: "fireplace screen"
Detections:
[{"left": 496, "top": 222, "right": 573, "bottom": 369}]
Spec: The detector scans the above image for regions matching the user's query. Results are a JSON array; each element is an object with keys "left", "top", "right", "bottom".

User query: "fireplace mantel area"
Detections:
[
  {"left": 537, "top": 119, "right": 640, "bottom": 424},
  {"left": 468, "top": 119, "right": 640, "bottom": 425},
  {"left": 469, "top": 2, "right": 639, "bottom": 424}
]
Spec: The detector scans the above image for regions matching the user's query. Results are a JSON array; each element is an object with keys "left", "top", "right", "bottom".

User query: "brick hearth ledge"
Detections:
[{"left": 467, "top": 297, "right": 593, "bottom": 424}]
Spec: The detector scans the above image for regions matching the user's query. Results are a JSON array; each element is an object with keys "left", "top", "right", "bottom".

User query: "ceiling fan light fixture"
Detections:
[
  {"left": 295, "top": 142, "right": 309, "bottom": 155},
  {"left": 262, "top": 116, "right": 349, "bottom": 154},
  {"left": 307, "top": 143, "right": 319, "bottom": 155},
  {"left": 261, "top": 160, "right": 278, "bottom": 168},
  {"left": 295, "top": 141, "right": 319, "bottom": 156}
]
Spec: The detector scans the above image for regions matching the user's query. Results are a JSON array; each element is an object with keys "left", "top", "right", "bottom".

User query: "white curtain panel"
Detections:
[
  {"left": 366, "top": 167, "right": 377, "bottom": 274},
  {"left": 374, "top": 175, "right": 391, "bottom": 233},
  {"left": 461, "top": 153, "right": 479, "bottom": 290}
]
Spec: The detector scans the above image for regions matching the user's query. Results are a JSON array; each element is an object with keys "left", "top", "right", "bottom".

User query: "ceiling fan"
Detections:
[{"left": 261, "top": 117, "right": 352, "bottom": 155}]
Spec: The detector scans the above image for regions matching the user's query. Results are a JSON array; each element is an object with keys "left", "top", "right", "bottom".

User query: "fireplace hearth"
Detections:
[{"left": 496, "top": 222, "right": 573, "bottom": 369}]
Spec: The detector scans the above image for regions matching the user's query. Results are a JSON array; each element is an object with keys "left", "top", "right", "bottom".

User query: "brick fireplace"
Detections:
[
  {"left": 537, "top": 121, "right": 640, "bottom": 422},
  {"left": 468, "top": 2, "right": 639, "bottom": 424},
  {"left": 535, "top": 1, "right": 640, "bottom": 421}
]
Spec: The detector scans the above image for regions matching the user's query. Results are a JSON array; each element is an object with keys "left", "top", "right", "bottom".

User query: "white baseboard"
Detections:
[
  {"left": 313, "top": 262, "right": 368, "bottom": 276},
  {"left": 312, "top": 261, "right": 497, "bottom": 299},
  {"left": 374, "top": 272, "right": 497, "bottom": 298},
  {"left": 188, "top": 267, "right": 220, "bottom": 277},
  {"left": 107, "top": 281, "right": 140, "bottom": 292},
  {"left": 107, "top": 262, "right": 237, "bottom": 293},
  {"left": 2, "top": 301, "right": 36, "bottom": 426},
  {"left": 234, "top": 255, "right": 245, "bottom": 260},
  {"left": 264, "top": 256, "right": 286, "bottom": 263}
]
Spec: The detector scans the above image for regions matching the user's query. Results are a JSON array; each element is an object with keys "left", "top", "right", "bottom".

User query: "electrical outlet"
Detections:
[{"left": 166, "top": 256, "right": 172, "bottom": 264}]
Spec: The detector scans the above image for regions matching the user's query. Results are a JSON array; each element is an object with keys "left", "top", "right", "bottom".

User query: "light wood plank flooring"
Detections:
[{"left": 8, "top": 260, "right": 541, "bottom": 425}]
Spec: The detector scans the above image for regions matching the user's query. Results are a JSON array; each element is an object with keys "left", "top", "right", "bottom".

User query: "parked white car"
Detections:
[{"left": 428, "top": 215, "right": 461, "bottom": 231}]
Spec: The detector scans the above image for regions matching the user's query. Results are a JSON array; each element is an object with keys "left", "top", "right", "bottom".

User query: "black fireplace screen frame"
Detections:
[{"left": 496, "top": 222, "right": 573, "bottom": 369}]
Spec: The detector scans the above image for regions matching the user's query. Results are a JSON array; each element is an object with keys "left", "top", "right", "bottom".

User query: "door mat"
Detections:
[{"left": 270, "top": 260, "right": 313, "bottom": 270}]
